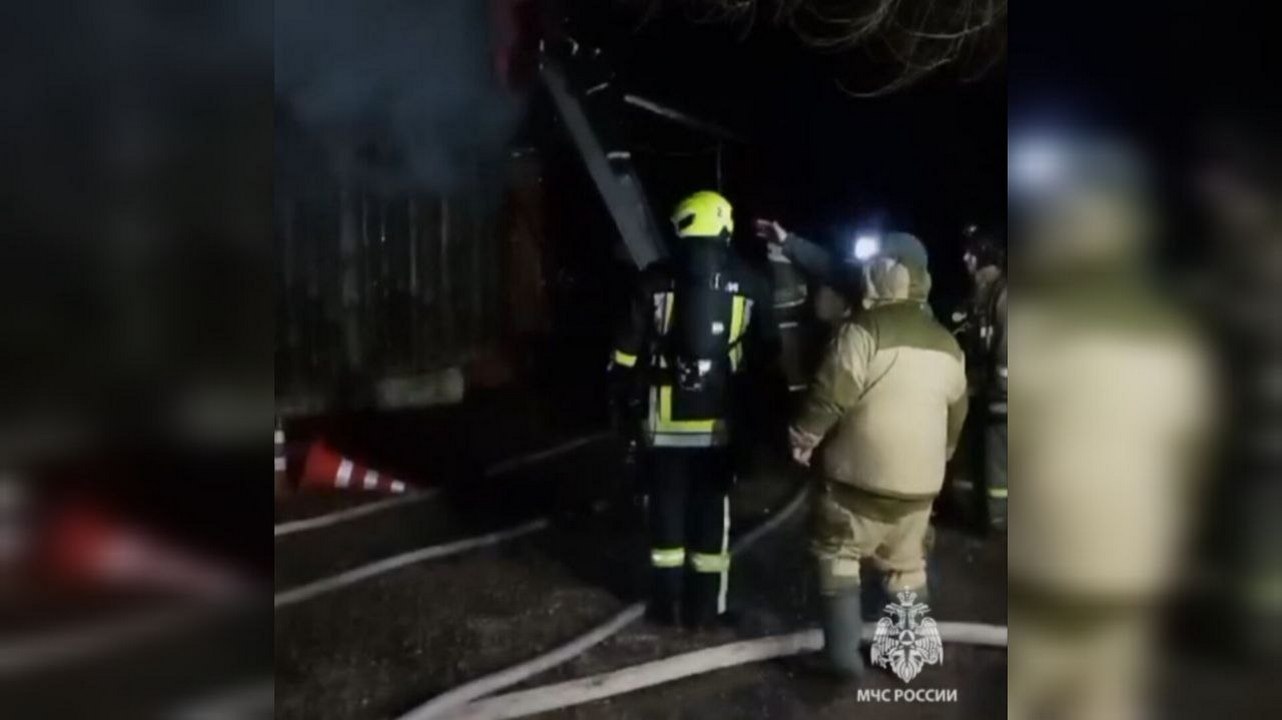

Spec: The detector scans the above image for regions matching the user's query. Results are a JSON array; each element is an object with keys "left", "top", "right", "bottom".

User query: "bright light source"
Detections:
[
  {"left": 1009, "top": 137, "right": 1065, "bottom": 190},
  {"left": 853, "top": 235, "right": 881, "bottom": 261}
]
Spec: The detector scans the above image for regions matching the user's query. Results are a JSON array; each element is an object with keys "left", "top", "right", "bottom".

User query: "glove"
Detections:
[{"left": 789, "top": 425, "right": 822, "bottom": 467}]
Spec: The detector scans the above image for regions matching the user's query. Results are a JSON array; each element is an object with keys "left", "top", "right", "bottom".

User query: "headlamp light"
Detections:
[
  {"left": 1009, "top": 136, "right": 1068, "bottom": 194},
  {"left": 852, "top": 234, "right": 881, "bottom": 262}
]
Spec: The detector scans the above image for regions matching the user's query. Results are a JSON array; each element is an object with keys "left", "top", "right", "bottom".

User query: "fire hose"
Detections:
[
  {"left": 450, "top": 622, "right": 1007, "bottom": 720},
  {"left": 398, "top": 481, "right": 812, "bottom": 720}
]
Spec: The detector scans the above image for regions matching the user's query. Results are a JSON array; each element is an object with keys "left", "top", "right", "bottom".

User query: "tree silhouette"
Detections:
[{"left": 628, "top": 0, "right": 1006, "bottom": 95}]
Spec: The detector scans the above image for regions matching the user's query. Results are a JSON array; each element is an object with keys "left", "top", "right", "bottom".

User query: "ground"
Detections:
[{"left": 273, "top": 390, "right": 1008, "bottom": 720}]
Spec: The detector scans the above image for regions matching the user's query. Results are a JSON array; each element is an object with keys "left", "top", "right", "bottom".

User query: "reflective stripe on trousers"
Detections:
[
  {"left": 985, "top": 421, "right": 1007, "bottom": 528},
  {"left": 651, "top": 547, "right": 686, "bottom": 568},
  {"left": 689, "top": 496, "right": 731, "bottom": 614}
]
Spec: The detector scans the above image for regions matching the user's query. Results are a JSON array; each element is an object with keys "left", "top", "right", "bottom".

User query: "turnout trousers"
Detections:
[
  {"left": 984, "top": 402, "right": 1008, "bottom": 531},
  {"left": 810, "top": 480, "right": 933, "bottom": 597},
  {"left": 646, "top": 447, "right": 733, "bottom": 622}
]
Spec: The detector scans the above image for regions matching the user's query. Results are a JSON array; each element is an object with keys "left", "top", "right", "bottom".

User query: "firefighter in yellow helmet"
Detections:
[{"left": 610, "top": 191, "right": 780, "bottom": 627}]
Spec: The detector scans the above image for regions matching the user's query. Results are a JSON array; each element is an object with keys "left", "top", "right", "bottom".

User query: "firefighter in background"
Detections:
[
  {"left": 752, "top": 218, "right": 863, "bottom": 400},
  {"left": 610, "top": 191, "right": 779, "bottom": 627},
  {"left": 789, "top": 232, "right": 968, "bottom": 677},
  {"left": 754, "top": 218, "right": 861, "bottom": 326},
  {"left": 1008, "top": 132, "right": 1214, "bottom": 720},
  {"left": 953, "top": 224, "right": 1008, "bottom": 531}
]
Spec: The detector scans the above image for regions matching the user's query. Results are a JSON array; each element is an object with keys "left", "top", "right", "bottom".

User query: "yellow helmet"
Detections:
[{"left": 671, "top": 191, "right": 734, "bottom": 239}]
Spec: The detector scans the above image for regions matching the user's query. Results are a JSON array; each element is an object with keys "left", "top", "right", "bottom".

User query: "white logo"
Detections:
[{"left": 871, "top": 590, "right": 943, "bottom": 683}]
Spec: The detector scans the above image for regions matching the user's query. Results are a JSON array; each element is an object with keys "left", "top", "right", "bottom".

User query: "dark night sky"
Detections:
[
  {"left": 1012, "top": 1, "right": 1277, "bottom": 131},
  {"left": 558, "top": 2, "right": 1005, "bottom": 307},
  {"left": 1010, "top": 0, "right": 1279, "bottom": 265}
]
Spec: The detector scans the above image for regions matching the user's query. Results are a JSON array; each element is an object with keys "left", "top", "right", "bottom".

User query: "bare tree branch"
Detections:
[{"left": 625, "top": 0, "right": 1006, "bottom": 95}]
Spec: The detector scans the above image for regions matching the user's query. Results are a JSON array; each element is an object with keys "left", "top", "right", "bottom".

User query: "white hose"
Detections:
[
  {"left": 167, "top": 678, "right": 274, "bottom": 720},
  {"left": 397, "top": 483, "right": 812, "bottom": 720},
  {"left": 274, "top": 489, "right": 442, "bottom": 538},
  {"left": 452, "top": 623, "right": 1007, "bottom": 720},
  {"left": 0, "top": 607, "right": 202, "bottom": 677},
  {"left": 274, "top": 432, "right": 610, "bottom": 539},
  {"left": 400, "top": 604, "right": 648, "bottom": 720},
  {"left": 274, "top": 518, "right": 550, "bottom": 609},
  {"left": 480, "top": 433, "right": 611, "bottom": 479}
]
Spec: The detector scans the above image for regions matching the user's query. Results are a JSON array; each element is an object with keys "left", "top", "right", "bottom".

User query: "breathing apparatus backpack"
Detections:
[{"left": 659, "top": 263, "right": 749, "bottom": 424}]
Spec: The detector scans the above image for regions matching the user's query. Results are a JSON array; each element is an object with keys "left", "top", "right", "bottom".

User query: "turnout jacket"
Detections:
[
  {"left": 612, "top": 242, "right": 778, "bottom": 448},
  {"left": 795, "top": 235, "right": 969, "bottom": 499},
  {"left": 1010, "top": 274, "right": 1213, "bottom": 598},
  {"left": 964, "top": 267, "right": 1008, "bottom": 415}
]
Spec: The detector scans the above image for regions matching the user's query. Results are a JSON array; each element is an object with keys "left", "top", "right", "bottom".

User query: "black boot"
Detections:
[
  {"left": 684, "top": 570, "right": 733, "bottom": 631},
  {"left": 816, "top": 587, "right": 865, "bottom": 679},
  {"left": 647, "top": 567, "right": 683, "bottom": 626}
]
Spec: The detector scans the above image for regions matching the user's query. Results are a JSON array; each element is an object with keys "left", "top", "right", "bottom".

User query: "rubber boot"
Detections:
[
  {"left": 647, "top": 567, "right": 682, "bottom": 626},
  {"left": 685, "top": 570, "right": 737, "bottom": 631},
  {"left": 818, "top": 588, "right": 865, "bottom": 679},
  {"left": 984, "top": 422, "right": 1007, "bottom": 534}
]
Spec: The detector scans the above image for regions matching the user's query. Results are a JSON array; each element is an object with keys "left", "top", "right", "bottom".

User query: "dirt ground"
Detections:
[{"left": 273, "top": 407, "right": 1009, "bottom": 720}]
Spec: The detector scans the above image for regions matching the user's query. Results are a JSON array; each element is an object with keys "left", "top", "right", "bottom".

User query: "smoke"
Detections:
[{"left": 275, "top": 0, "right": 522, "bottom": 195}]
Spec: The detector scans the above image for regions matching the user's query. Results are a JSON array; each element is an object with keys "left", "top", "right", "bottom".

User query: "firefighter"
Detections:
[
  {"left": 955, "top": 224, "right": 1008, "bottom": 531},
  {"left": 1008, "top": 132, "right": 1214, "bottom": 720},
  {"left": 754, "top": 219, "right": 861, "bottom": 324},
  {"left": 757, "top": 219, "right": 946, "bottom": 554},
  {"left": 789, "top": 232, "right": 968, "bottom": 678},
  {"left": 610, "top": 190, "right": 778, "bottom": 628}
]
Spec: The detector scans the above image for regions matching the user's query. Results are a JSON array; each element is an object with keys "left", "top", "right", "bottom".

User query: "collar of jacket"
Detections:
[{"left": 861, "top": 297, "right": 929, "bottom": 311}]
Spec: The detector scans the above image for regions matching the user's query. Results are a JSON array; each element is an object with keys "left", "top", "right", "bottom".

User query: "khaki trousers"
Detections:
[
  {"left": 1009, "top": 594, "right": 1155, "bottom": 720},
  {"left": 810, "top": 481, "right": 933, "bottom": 595}
]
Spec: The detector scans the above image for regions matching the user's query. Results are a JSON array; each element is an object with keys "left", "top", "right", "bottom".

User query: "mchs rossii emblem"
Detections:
[{"left": 871, "top": 590, "right": 944, "bottom": 683}]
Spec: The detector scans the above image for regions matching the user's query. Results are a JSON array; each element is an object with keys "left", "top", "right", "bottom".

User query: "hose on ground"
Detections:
[
  {"left": 274, "top": 518, "right": 550, "bottom": 609},
  {"left": 451, "top": 622, "right": 1007, "bottom": 719},
  {"left": 274, "top": 432, "right": 610, "bottom": 539},
  {"left": 397, "top": 481, "right": 812, "bottom": 720}
]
